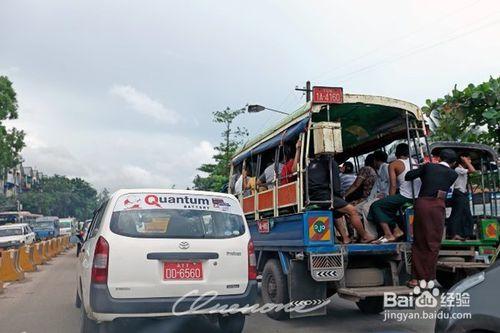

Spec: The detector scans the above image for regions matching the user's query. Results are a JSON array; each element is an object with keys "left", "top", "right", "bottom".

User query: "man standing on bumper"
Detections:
[{"left": 405, "top": 149, "right": 458, "bottom": 287}]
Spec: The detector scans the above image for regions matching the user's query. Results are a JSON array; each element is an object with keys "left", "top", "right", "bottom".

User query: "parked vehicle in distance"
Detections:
[
  {"left": 31, "top": 216, "right": 60, "bottom": 240},
  {"left": 0, "top": 223, "right": 36, "bottom": 249},
  {"left": 435, "top": 255, "right": 500, "bottom": 332},
  {"left": 59, "top": 217, "right": 77, "bottom": 236},
  {"left": 72, "top": 189, "right": 257, "bottom": 333},
  {"left": 0, "top": 211, "right": 43, "bottom": 226}
]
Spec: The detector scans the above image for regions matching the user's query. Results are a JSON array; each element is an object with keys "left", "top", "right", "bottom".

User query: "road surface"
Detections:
[{"left": 0, "top": 251, "right": 436, "bottom": 333}]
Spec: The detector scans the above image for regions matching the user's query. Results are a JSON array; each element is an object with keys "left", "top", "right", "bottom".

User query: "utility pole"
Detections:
[{"left": 295, "top": 80, "right": 312, "bottom": 102}]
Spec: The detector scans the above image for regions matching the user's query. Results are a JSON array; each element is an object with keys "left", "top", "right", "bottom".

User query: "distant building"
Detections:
[{"left": 2, "top": 163, "right": 42, "bottom": 197}]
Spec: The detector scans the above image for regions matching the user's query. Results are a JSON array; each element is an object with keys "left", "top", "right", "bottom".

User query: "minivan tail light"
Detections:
[
  {"left": 91, "top": 236, "right": 109, "bottom": 284},
  {"left": 248, "top": 240, "right": 257, "bottom": 280}
]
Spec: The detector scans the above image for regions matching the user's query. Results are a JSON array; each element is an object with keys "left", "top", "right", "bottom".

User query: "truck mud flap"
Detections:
[
  {"left": 310, "top": 252, "right": 344, "bottom": 281},
  {"left": 288, "top": 259, "right": 327, "bottom": 318}
]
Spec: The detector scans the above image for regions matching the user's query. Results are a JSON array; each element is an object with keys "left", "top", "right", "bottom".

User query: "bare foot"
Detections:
[
  {"left": 393, "top": 226, "right": 404, "bottom": 239},
  {"left": 372, "top": 236, "right": 396, "bottom": 244},
  {"left": 407, "top": 279, "right": 418, "bottom": 288},
  {"left": 340, "top": 236, "right": 351, "bottom": 244},
  {"left": 360, "top": 233, "right": 377, "bottom": 243}
]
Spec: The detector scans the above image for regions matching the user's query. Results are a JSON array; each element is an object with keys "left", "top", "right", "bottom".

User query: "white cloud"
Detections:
[
  {"left": 109, "top": 85, "right": 179, "bottom": 124},
  {"left": 21, "top": 128, "right": 215, "bottom": 191}
]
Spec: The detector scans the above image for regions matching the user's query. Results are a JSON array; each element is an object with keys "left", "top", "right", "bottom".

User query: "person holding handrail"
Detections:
[
  {"left": 447, "top": 153, "right": 476, "bottom": 240},
  {"left": 280, "top": 140, "right": 301, "bottom": 184}
]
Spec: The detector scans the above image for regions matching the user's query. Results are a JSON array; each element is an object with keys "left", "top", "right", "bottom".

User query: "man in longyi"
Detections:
[{"left": 405, "top": 149, "right": 458, "bottom": 287}]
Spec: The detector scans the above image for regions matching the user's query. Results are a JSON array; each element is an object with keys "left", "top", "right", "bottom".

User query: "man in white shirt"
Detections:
[
  {"left": 339, "top": 161, "right": 356, "bottom": 196},
  {"left": 447, "top": 154, "right": 476, "bottom": 240},
  {"left": 258, "top": 161, "right": 283, "bottom": 189}
]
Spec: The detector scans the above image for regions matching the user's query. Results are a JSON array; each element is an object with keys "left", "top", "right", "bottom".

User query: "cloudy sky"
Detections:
[{"left": 1, "top": 0, "right": 499, "bottom": 191}]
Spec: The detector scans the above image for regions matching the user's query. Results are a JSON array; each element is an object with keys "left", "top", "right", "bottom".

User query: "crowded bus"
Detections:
[{"left": 228, "top": 87, "right": 429, "bottom": 317}]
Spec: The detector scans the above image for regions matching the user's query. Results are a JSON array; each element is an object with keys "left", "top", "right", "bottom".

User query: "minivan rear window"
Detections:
[{"left": 110, "top": 209, "right": 245, "bottom": 239}]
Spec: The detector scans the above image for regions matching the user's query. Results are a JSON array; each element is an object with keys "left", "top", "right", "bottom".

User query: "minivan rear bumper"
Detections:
[{"left": 90, "top": 281, "right": 258, "bottom": 315}]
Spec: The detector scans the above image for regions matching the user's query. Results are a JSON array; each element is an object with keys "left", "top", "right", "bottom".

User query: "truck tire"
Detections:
[
  {"left": 261, "top": 259, "right": 289, "bottom": 321},
  {"left": 218, "top": 313, "right": 246, "bottom": 333},
  {"left": 345, "top": 268, "right": 384, "bottom": 287},
  {"left": 356, "top": 297, "right": 385, "bottom": 314}
]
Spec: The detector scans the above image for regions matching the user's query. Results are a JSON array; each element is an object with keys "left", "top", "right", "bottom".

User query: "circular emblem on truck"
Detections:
[
  {"left": 313, "top": 221, "right": 326, "bottom": 234},
  {"left": 179, "top": 241, "right": 190, "bottom": 250}
]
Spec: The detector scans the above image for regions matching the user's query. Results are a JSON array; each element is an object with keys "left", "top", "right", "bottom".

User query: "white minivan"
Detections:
[{"left": 73, "top": 189, "right": 257, "bottom": 333}]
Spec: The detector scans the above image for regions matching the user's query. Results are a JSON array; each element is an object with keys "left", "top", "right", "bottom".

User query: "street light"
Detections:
[{"left": 247, "top": 104, "right": 289, "bottom": 116}]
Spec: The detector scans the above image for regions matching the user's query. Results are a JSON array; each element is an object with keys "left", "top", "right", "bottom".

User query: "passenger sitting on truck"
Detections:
[
  {"left": 257, "top": 159, "right": 283, "bottom": 190},
  {"left": 368, "top": 143, "right": 421, "bottom": 244},
  {"left": 280, "top": 140, "right": 301, "bottom": 185},
  {"left": 344, "top": 154, "right": 377, "bottom": 204},
  {"left": 339, "top": 161, "right": 356, "bottom": 196},
  {"left": 356, "top": 150, "right": 389, "bottom": 235},
  {"left": 308, "top": 154, "right": 376, "bottom": 244},
  {"left": 447, "top": 153, "right": 476, "bottom": 241},
  {"left": 235, "top": 163, "right": 255, "bottom": 196}
]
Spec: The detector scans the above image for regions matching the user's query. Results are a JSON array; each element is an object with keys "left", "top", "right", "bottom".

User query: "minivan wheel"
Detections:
[
  {"left": 356, "top": 296, "right": 384, "bottom": 314},
  {"left": 261, "top": 259, "right": 289, "bottom": 321},
  {"left": 218, "top": 313, "right": 245, "bottom": 333},
  {"left": 80, "top": 306, "right": 99, "bottom": 333}
]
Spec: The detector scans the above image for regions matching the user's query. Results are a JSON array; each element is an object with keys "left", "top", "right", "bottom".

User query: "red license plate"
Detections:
[{"left": 163, "top": 261, "right": 203, "bottom": 280}]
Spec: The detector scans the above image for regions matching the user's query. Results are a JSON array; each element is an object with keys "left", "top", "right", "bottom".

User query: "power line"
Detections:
[
  {"left": 313, "top": 0, "right": 485, "bottom": 82},
  {"left": 329, "top": 15, "right": 500, "bottom": 83}
]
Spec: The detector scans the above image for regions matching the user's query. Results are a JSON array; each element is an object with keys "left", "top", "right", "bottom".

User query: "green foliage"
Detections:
[
  {"left": 422, "top": 76, "right": 499, "bottom": 146},
  {"left": 17, "top": 175, "right": 99, "bottom": 220},
  {"left": 0, "top": 76, "right": 25, "bottom": 170},
  {"left": 193, "top": 107, "right": 248, "bottom": 191}
]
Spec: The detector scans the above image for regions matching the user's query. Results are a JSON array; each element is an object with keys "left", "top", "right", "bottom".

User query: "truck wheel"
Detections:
[
  {"left": 356, "top": 297, "right": 384, "bottom": 314},
  {"left": 218, "top": 313, "right": 245, "bottom": 333},
  {"left": 261, "top": 259, "right": 289, "bottom": 321}
]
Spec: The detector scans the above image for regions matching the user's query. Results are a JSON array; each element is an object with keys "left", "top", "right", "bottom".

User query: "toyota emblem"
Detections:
[{"left": 178, "top": 241, "right": 190, "bottom": 250}]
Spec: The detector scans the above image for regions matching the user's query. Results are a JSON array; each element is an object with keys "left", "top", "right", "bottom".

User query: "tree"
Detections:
[
  {"left": 17, "top": 175, "right": 99, "bottom": 220},
  {"left": 422, "top": 76, "right": 499, "bottom": 146},
  {"left": 193, "top": 107, "right": 248, "bottom": 191},
  {"left": 0, "top": 76, "right": 25, "bottom": 172}
]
